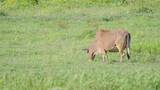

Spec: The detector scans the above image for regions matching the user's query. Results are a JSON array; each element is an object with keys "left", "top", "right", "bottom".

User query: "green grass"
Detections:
[{"left": 0, "top": 0, "right": 160, "bottom": 90}]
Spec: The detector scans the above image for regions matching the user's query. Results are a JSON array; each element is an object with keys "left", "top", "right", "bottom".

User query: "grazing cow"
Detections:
[{"left": 84, "top": 29, "right": 131, "bottom": 63}]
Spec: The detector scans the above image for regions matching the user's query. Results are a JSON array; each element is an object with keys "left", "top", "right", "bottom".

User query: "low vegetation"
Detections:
[{"left": 0, "top": 0, "right": 160, "bottom": 90}]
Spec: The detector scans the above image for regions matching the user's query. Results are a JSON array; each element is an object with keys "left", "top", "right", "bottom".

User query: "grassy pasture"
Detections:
[{"left": 0, "top": 0, "right": 160, "bottom": 90}]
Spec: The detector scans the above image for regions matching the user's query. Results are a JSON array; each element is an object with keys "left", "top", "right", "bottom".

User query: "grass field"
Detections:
[{"left": 0, "top": 0, "right": 160, "bottom": 90}]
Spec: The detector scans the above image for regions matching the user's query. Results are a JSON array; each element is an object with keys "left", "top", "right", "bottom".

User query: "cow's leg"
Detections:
[
  {"left": 105, "top": 51, "right": 109, "bottom": 63},
  {"left": 116, "top": 45, "right": 125, "bottom": 63},
  {"left": 119, "top": 50, "right": 125, "bottom": 63},
  {"left": 102, "top": 54, "right": 106, "bottom": 62},
  {"left": 101, "top": 50, "right": 107, "bottom": 63}
]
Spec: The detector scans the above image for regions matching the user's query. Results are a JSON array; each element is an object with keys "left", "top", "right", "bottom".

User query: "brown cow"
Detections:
[{"left": 84, "top": 29, "right": 131, "bottom": 63}]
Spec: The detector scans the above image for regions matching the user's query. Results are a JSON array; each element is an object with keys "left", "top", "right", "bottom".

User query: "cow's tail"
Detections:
[{"left": 126, "top": 33, "right": 131, "bottom": 60}]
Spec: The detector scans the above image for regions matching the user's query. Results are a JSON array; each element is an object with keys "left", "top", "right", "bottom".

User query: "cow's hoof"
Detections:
[
  {"left": 88, "top": 59, "right": 92, "bottom": 62},
  {"left": 102, "top": 61, "right": 108, "bottom": 64},
  {"left": 120, "top": 61, "right": 123, "bottom": 63}
]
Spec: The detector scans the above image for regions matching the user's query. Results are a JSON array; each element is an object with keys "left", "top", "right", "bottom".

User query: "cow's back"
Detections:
[
  {"left": 96, "top": 29, "right": 116, "bottom": 50},
  {"left": 95, "top": 29, "right": 129, "bottom": 51}
]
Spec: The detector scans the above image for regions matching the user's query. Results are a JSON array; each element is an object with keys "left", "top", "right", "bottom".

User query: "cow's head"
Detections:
[{"left": 82, "top": 48, "right": 95, "bottom": 61}]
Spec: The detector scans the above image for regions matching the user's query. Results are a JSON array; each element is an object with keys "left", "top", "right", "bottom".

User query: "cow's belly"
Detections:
[
  {"left": 108, "top": 47, "right": 119, "bottom": 52},
  {"left": 103, "top": 41, "right": 116, "bottom": 51}
]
